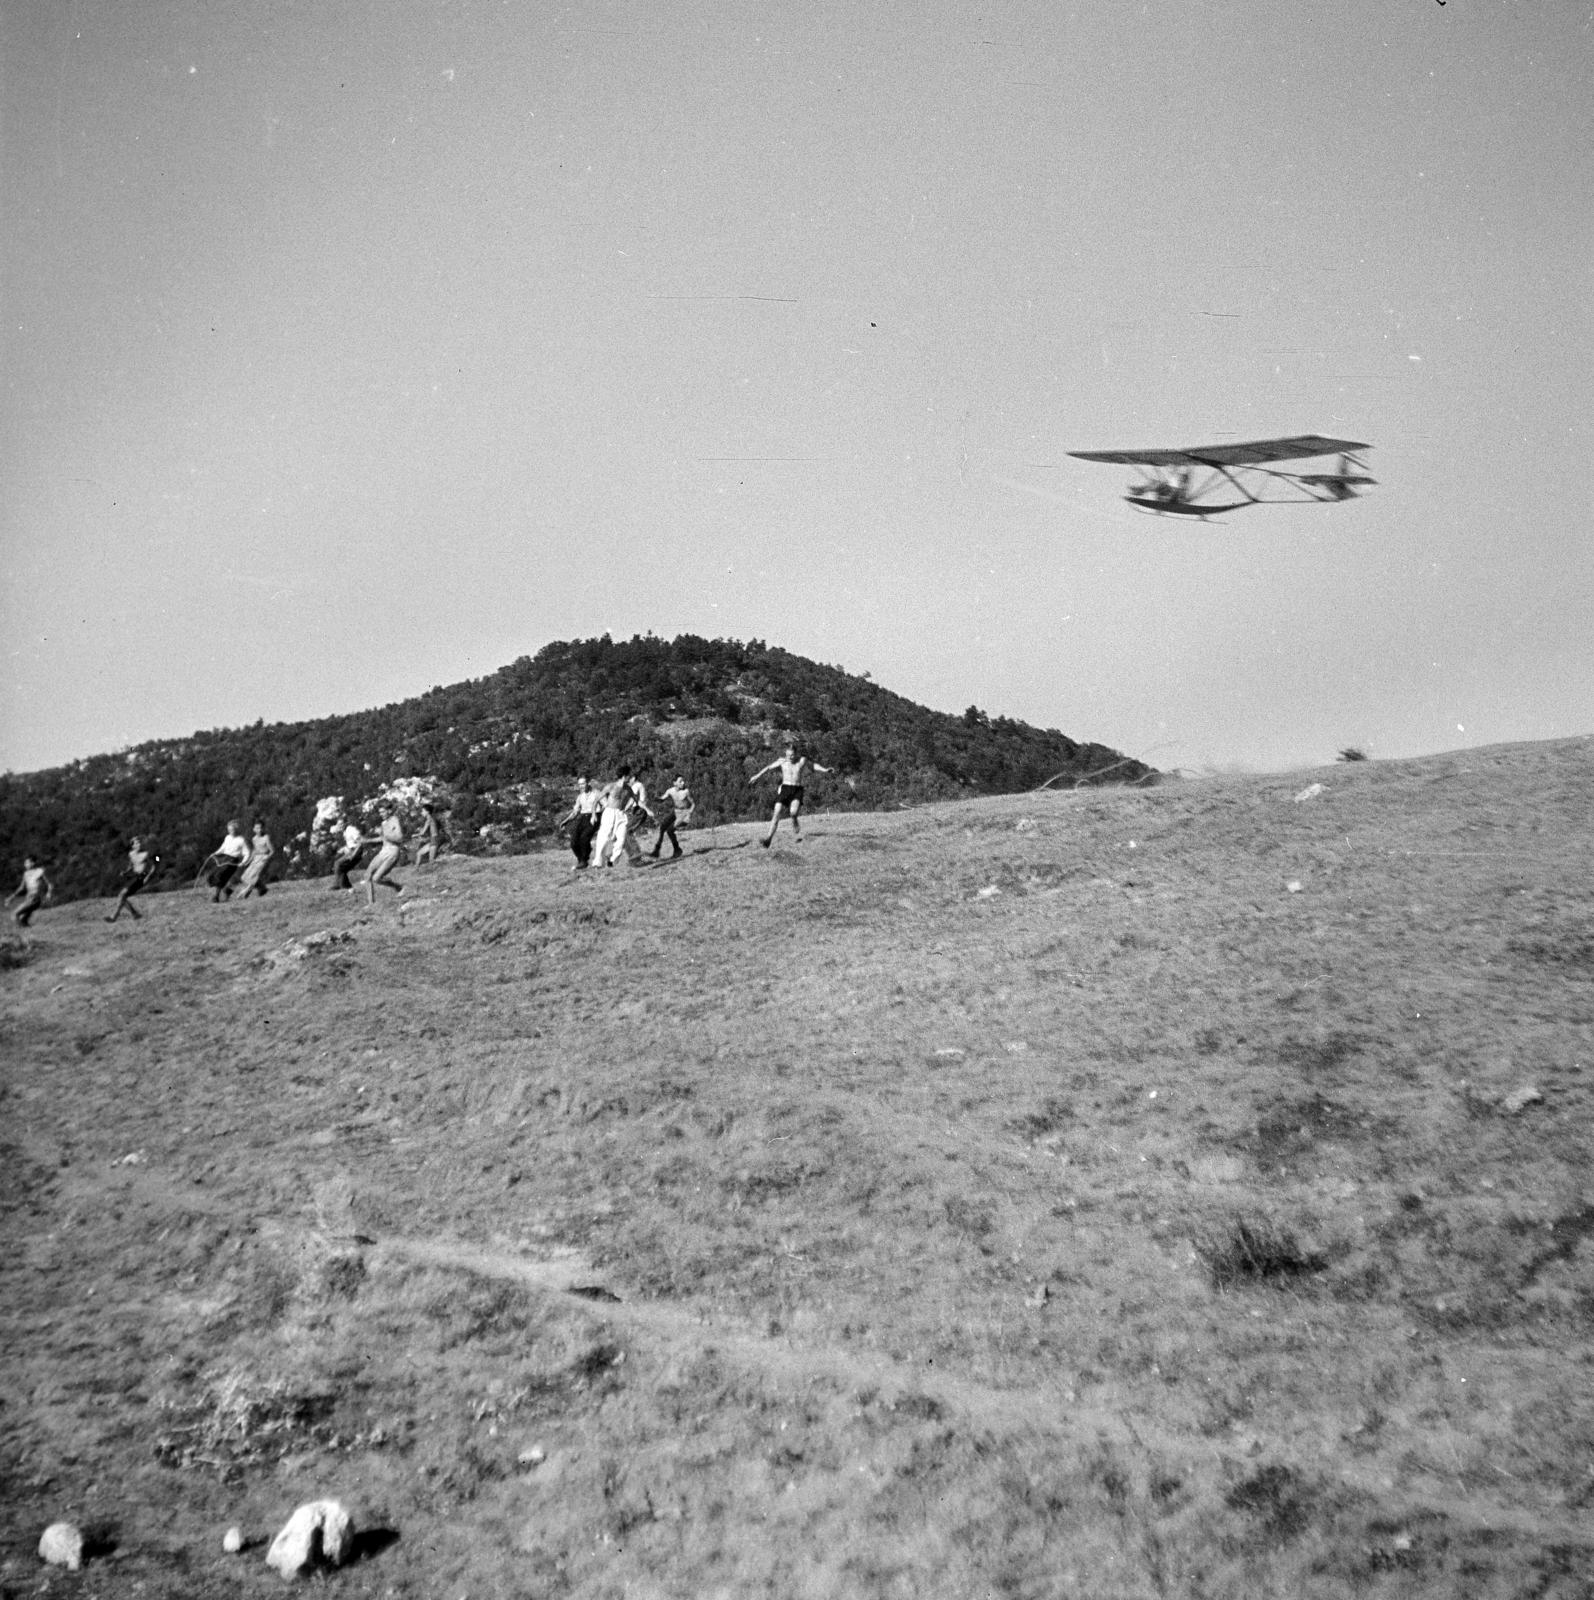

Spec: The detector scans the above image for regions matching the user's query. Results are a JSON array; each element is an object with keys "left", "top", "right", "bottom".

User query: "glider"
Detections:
[{"left": 1068, "top": 434, "right": 1374, "bottom": 518}]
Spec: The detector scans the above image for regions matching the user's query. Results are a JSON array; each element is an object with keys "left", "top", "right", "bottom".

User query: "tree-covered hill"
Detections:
[{"left": 1, "top": 634, "right": 1154, "bottom": 901}]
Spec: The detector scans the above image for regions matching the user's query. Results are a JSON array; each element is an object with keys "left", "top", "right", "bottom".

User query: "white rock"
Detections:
[
  {"left": 1285, "top": 880, "right": 1303, "bottom": 894},
  {"left": 518, "top": 1445, "right": 546, "bottom": 1467},
  {"left": 265, "top": 1500, "right": 354, "bottom": 1579},
  {"left": 1501, "top": 1085, "right": 1543, "bottom": 1114},
  {"left": 976, "top": 885, "right": 1001, "bottom": 899},
  {"left": 39, "top": 1523, "right": 83, "bottom": 1570},
  {"left": 223, "top": 1526, "right": 244, "bottom": 1554},
  {"left": 1293, "top": 783, "right": 1325, "bottom": 803}
]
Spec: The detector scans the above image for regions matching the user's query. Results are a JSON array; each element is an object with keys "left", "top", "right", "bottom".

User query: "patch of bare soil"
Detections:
[{"left": 3, "top": 737, "right": 1593, "bottom": 1597}]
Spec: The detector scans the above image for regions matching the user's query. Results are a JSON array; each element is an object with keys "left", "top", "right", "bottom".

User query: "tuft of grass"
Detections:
[
  {"left": 1199, "top": 1216, "right": 1328, "bottom": 1290},
  {"left": 1225, "top": 1463, "right": 1316, "bottom": 1541},
  {"left": 1508, "top": 929, "right": 1594, "bottom": 969},
  {"left": 1010, "top": 1096, "right": 1072, "bottom": 1140},
  {"left": 152, "top": 1367, "right": 336, "bottom": 1477},
  {"left": 0, "top": 936, "right": 33, "bottom": 970}
]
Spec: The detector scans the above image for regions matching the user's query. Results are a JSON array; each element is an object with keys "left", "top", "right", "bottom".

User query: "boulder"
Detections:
[
  {"left": 265, "top": 1499, "right": 353, "bottom": 1579},
  {"left": 38, "top": 1523, "right": 83, "bottom": 1571}
]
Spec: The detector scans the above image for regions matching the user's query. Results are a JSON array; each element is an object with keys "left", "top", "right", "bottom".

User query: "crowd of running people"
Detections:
[{"left": 7, "top": 747, "right": 832, "bottom": 930}]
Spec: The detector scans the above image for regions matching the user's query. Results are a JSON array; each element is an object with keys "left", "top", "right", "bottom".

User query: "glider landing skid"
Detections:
[{"left": 1072, "top": 434, "right": 1374, "bottom": 520}]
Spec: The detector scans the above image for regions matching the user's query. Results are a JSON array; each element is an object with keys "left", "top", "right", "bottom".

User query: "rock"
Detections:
[
  {"left": 39, "top": 1523, "right": 83, "bottom": 1571},
  {"left": 265, "top": 1500, "right": 354, "bottom": 1579},
  {"left": 1285, "top": 880, "right": 1303, "bottom": 894},
  {"left": 1190, "top": 1154, "right": 1244, "bottom": 1185},
  {"left": 518, "top": 1445, "right": 546, "bottom": 1467},
  {"left": 1015, "top": 817, "right": 1036, "bottom": 833},
  {"left": 975, "top": 885, "right": 1001, "bottom": 899},
  {"left": 1293, "top": 783, "right": 1325, "bottom": 803},
  {"left": 223, "top": 1526, "right": 244, "bottom": 1554},
  {"left": 1501, "top": 1085, "right": 1543, "bottom": 1114}
]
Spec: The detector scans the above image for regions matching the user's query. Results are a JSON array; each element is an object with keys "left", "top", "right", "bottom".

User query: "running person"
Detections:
[
  {"left": 208, "top": 820, "right": 250, "bottom": 901},
  {"left": 364, "top": 806, "right": 405, "bottom": 903},
  {"left": 558, "top": 777, "right": 604, "bottom": 870},
  {"left": 8, "top": 858, "right": 52, "bottom": 928},
  {"left": 234, "top": 821, "right": 275, "bottom": 899},
  {"left": 413, "top": 805, "right": 442, "bottom": 868},
  {"left": 591, "top": 767, "right": 639, "bottom": 869},
  {"left": 649, "top": 775, "right": 694, "bottom": 859},
  {"left": 750, "top": 746, "right": 832, "bottom": 847},
  {"left": 331, "top": 820, "right": 369, "bottom": 891},
  {"left": 622, "top": 772, "right": 655, "bottom": 864},
  {"left": 106, "top": 838, "right": 159, "bottom": 922}
]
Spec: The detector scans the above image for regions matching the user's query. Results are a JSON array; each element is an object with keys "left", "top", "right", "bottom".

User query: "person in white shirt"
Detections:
[
  {"left": 558, "top": 778, "right": 604, "bottom": 870},
  {"left": 209, "top": 821, "right": 250, "bottom": 901},
  {"left": 621, "top": 773, "right": 655, "bottom": 864},
  {"left": 332, "top": 821, "right": 369, "bottom": 891}
]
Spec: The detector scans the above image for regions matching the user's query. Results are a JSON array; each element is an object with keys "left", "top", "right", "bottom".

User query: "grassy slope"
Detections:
[{"left": 2, "top": 739, "right": 1592, "bottom": 1598}]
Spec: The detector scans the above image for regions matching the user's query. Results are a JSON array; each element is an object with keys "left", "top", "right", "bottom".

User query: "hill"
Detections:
[
  {"left": 0, "top": 634, "right": 1151, "bottom": 901},
  {"left": 2, "top": 737, "right": 1592, "bottom": 1596}
]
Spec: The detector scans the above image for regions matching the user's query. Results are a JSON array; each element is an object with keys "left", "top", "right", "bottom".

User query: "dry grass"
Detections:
[{"left": 2, "top": 736, "right": 1593, "bottom": 1596}]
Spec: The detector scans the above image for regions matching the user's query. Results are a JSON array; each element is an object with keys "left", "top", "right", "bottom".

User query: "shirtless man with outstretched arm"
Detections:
[{"left": 750, "top": 746, "right": 832, "bottom": 848}]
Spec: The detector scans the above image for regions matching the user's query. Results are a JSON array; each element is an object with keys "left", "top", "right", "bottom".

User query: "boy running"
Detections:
[
  {"left": 364, "top": 806, "right": 406, "bottom": 903},
  {"left": 414, "top": 805, "right": 442, "bottom": 868},
  {"left": 106, "top": 838, "right": 159, "bottom": 922},
  {"left": 591, "top": 767, "right": 640, "bottom": 869},
  {"left": 559, "top": 777, "right": 604, "bottom": 870},
  {"left": 8, "top": 858, "right": 52, "bottom": 928},
  {"left": 208, "top": 820, "right": 250, "bottom": 901},
  {"left": 750, "top": 746, "right": 832, "bottom": 847},
  {"left": 234, "top": 821, "right": 275, "bottom": 900},
  {"left": 331, "top": 821, "right": 369, "bottom": 891},
  {"left": 649, "top": 776, "right": 694, "bottom": 860}
]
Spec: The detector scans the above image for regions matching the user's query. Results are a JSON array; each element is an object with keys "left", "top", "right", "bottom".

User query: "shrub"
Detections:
[{"left": 1199, "top": 1216, "right": 1327, "bottom": 1289}]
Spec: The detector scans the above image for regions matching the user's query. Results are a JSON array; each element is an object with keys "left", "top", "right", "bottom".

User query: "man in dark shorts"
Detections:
[
  {"left": 106, "top": 838, "right": 159, "bottom": 922},
  {"left": 750, "top": 746, "right": 833, "bottom": 848}
]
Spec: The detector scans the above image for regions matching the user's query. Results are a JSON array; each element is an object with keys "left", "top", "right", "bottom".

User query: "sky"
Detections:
[{"left": 3, "top": 0, "right": 1590, "bottom": 777}]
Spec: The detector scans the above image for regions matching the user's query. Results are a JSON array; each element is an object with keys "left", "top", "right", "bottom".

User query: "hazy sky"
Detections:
[{"left": 4, "top": 0, "right": 1590, "bottom": 775}]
